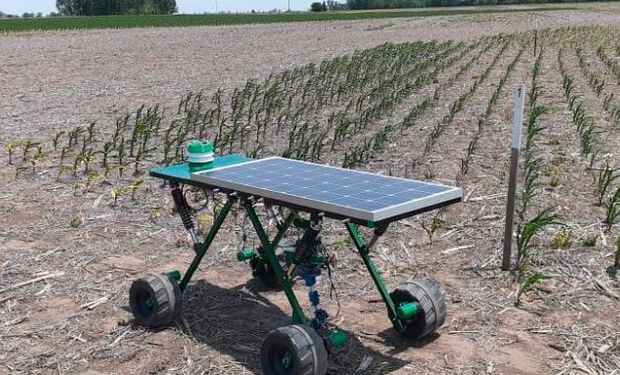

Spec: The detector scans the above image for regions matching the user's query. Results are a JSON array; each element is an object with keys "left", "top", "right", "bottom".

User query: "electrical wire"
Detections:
[{"left": 320, "top": 241, "right": 341, "bottom": 318}]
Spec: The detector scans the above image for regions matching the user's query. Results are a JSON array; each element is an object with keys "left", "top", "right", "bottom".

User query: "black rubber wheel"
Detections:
[
  {"left": 129, "top": 273, "right": 182, "bottom": 328},
  {"left": 261, "top": 325, "right": 328, "bottom": 375},
  {"left": 390, "top": 277, "right": 446, "bottom": 340}
]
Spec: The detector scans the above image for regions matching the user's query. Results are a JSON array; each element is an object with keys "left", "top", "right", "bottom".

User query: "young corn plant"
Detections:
[
  {"left": 579, "top": 124, "right": 598, "bottom": 157},
  {"left": 21, "top": 140, "right": 39, "bottom": 161},
  {"left": 30, "top": 146, "right": 45, "bottom": 173},
  {"left": 604, "top": 188, "right": 620, "bottom": 232},
  {"left": 615, "top": 237, "right": 620, "bottom": 268},
  {"left": 525, "top": 106, "right": 548, "bottom": 152},
  {"left": 516, "top": 272, "right": 551, "bottom": 306},
  {"left": 519, "top": 156, "right": 543, "bottom": 221},
  {"left": 4, "top": 142, "right": 19, "bottom": 165},
  {"left": 516, "top": 209, "right": 560, "bottom": 276},
  {"left": 128, "top": 179, "right": 146, "bottom": 200},
  {"left": 52, "top": 131, "right": 65, "bottom": 151},
  {"left": 596, "top": 163, "right": 618, "bottom": 206},
  {"left": 110, "top": 186, "right": 126, "bottom": 206}
]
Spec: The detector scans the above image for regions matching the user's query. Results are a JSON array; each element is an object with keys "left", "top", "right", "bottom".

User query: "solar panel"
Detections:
[{"left": 191, "top": 157, "right": 462, "bottom": 223}]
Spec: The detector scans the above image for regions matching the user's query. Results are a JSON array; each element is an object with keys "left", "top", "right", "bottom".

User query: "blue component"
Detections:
[
  {"left": 311, "top": 309, "right": 328, "bottom": 329},
  {"left": 298, "top": 265, "right": 321, "bottom": 283},
  {"left": 304, "top": 274, "right": 316, "bottom": 287},
  {"left": 309, "top": 290, "right": 320, "bottom": 305}
]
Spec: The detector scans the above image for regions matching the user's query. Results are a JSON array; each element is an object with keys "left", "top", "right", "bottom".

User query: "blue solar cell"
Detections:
[{"left": 192, "top": 157, "right": 461, "bottom": 222}]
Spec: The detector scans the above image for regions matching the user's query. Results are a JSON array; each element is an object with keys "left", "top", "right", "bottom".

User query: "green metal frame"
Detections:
[
  {"left": 243, "top": 200, "right": 307, "bottom": 325},
  {"left": 175, "top": 195, "right": 307, "bottom": 324},
  {"left": 173, "top": 193, "right": 415, "bottom": 330},
  {"left": 345, "top": 222, "right": 411, "bottom": 332}
]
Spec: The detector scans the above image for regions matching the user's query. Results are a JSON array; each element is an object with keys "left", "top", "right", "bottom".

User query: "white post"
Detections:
[{"left": 502, "top": 85, "right": 526, "bottom": 271}]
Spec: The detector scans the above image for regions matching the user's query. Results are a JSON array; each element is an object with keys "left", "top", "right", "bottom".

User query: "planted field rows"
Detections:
[{"left": 1, "top": 25, "right": 619, "bottom": 374}]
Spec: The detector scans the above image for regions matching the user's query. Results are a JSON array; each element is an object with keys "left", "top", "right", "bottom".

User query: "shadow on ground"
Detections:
[{"left": 179, "top": 279, "right": 412, "bottom": 374}]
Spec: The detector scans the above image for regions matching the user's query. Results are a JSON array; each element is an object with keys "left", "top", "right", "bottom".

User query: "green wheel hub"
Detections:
[
  {"left": 280, "top": 349, "right": 293, "bottom": 369},
  {"left": 261, "top": 325, "right": 328, "bottom": 375}
]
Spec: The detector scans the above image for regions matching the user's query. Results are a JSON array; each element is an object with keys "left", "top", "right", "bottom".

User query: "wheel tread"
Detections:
[{"left": 390, "top": 277, "right": 446, "bottom": 340}]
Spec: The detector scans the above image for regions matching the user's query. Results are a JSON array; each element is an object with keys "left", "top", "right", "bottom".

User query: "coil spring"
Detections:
[
  {"left": 171, "top": 187, "right": 194, "bottom": 230},
  {"left": 293, "top": 223, "right": 321, "bottom": 264}
]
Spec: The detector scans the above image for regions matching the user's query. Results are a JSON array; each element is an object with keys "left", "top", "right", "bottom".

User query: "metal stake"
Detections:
[{"left": 502, "top": 85, "right": 526, "bottom": 271}]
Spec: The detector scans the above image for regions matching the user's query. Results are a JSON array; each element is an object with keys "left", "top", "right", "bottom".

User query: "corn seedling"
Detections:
[
  {"left": 5, "top": 142, "right": 19, "bottom": 165},
  {"left": 30, "top": 146, "right": 45, "bottom": 173},
  {"left": 604, "top": 188, "right": 620, "bottom": 232},
  {"left": 615, "top": 237, "right": 620, "bottom": 268},
  {"left": 87, "top": 121, "right": 96, "bottom": 142},
  {"left": 516, "top": 272, "right": 551, "bottom": 306},
  {"left": 516, "top": 209, "right": 560, "bottom": 274},
  {"left": 579, "top": 124, "right": 597, "bottom": 157},
  {"left": 525, "top": 106, "right": 548, "bottom": 151},
  {"left": 519, "top": 156, "right": 543, "bottom": 220},
  {"left": 596, "top": 163, "right": 618, "bottom": 205},
  {"left": 75, "top": 173, "right": 104, "bottom": 194},
  {"left": 52, "top": 131, "right": 65, "bottom": 151},
  {"left": 128, "top": 179, "right": 146, "bottom": 200},
  {"left": 20, "top": 140, "right": 39, "bottom": 161},
  {"left": 110, "top": 186, "right": 126, "bottom": 206}
]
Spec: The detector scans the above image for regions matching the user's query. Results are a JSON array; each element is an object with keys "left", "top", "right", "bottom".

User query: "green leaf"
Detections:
[{"left": 520, "top": 272, "right": 551, "bottom": 294}]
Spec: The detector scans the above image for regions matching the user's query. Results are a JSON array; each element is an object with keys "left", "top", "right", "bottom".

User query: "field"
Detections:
[
  {"left": 1, "top": 4, "right": 620, "bottom": 375},
  {"left": 0, "top": 5, "right": 580, "bottom": 33}
]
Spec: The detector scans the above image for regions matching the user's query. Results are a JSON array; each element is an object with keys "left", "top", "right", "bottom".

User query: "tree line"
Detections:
[{"left": 55, "top": 0, "right": 177, "bottom": 16}]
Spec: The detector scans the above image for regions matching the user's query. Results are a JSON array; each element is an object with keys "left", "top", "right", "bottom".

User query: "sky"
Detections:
[{"left": 0, "top": 0, "right": 312, "bottom": 15}]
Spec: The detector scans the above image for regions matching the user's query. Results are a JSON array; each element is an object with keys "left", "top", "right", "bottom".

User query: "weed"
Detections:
[
  {"left": 549, "top": 176, "right": 560, "bottom": 188},
  {"left": 197, "top": 214, "right": 212, "bottom": 235},
  {"left": 70, "top": 212, "right": 85, "bottom": 228},
  {"left": 420, "top": 208, "right": 445, "bottom": 244},
  {"left": 582, "top": 234, "right": 597, "bottom": 247},
  {"left": 551, "top": 228, "right": 572, "bottom": 248},
  {"left": 423, "top": 168, "right": 435, "bottom": 180}
]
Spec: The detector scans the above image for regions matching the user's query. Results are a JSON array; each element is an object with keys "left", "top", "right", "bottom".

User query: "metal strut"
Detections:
[
  {"left": 243, "top": 199, "right": 308, "bottom": 325},
  {"left": 345, "top": 222, "right": 408, "bottom": 332}
]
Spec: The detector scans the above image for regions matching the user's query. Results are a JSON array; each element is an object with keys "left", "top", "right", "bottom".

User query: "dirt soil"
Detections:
[{"left": 1, "top": 4, "right": 620, "bottom": 375}]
